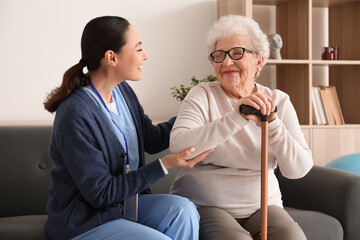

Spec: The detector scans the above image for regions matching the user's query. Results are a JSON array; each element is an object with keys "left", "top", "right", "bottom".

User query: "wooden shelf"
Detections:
[
  {"left": 311, "top": 124, "right": 360, "bottom": 129},
  {"left": 312, "top": 60, "right": 360, "bottom": 65},
  {"left": 218, "top": 0, "right": 360, "bottom": 166},
  {"left": 254, "top": 0, "right": 299, "bottom": 5},
  {"left": 267, "top": 59, "right": 310, "bottom": 64},
  {"left": 312, "top": 0, "right": 360, "bottom": 8},
  {"left": 252, "top": 0, "right": 360, "bottom": 7}
]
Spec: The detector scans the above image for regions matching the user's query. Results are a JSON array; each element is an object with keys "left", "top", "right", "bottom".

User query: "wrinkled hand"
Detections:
[
  {"left": 236, "top": 92, "right": 277, "bottom": 125},
  {"left": 162, "top": 147, "right": 214, "bottom": 170}
]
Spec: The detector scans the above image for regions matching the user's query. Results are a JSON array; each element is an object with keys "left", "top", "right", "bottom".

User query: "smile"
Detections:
[{"left": 223, "top": 70, "right": 238, "bottom": 74}]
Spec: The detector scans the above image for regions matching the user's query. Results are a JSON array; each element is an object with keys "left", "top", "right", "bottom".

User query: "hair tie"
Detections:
[{"left": 79, "top": 59, "right": 87, "bottom": 67}]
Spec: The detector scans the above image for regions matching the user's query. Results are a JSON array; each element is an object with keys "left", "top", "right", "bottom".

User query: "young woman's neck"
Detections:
[{"left": 88, "top": 71, "right": 123, "bottom": 103}]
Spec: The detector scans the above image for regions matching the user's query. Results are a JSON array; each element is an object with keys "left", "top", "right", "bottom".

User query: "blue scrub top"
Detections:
[{"left": 83, "top": 86, "right": 139, "bottom": 171}]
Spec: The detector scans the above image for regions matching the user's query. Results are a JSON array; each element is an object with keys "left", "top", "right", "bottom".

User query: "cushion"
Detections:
[
  {"left": 326, "top": 153, "right": 360, "bottom": 175},
  {"left": 0, "top": 126, "right": 53, "bottom": 217},
  {"left": 0, "top": 215, "right": 48, "bottom": 240},
  {"left": 285, "top": 207, "right": 343, "bottom": 240}
]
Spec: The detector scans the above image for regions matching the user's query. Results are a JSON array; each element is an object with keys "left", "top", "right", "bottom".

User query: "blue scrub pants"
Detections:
[{"left": 72, "top": 194, "right": 199, "bottom": 240}]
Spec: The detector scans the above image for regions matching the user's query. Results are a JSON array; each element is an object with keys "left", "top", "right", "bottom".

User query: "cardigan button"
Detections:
[{"left": 121, "top": 153, "right": 127, "bottom": 158}]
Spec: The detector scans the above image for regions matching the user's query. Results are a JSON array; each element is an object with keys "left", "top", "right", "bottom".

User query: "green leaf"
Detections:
[{"left": 170, "top": 74, "right": 218, "bottom": 101}]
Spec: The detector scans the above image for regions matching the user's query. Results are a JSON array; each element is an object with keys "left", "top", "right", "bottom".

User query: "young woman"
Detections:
[{"left": 43, "top": 16, "right": 212, "bottom": 240}]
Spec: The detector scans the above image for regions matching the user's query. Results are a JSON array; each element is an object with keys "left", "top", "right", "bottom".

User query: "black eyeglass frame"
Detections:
[{"left": 209, "top": 47, "right": 257, "bottom": 63}]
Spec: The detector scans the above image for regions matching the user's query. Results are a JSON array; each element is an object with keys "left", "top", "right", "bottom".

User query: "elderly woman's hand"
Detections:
[{"left": 236, "top": 92, "right": 277, "bottom": 125}]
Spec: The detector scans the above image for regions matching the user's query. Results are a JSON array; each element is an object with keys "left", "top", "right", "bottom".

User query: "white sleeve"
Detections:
[
  {"left": 268, "top": 94, "right": 313, "bottom": 178},
  {"left": 158, "top": 159, "right": 168, "bottom": 175},
  {"left": 170, "top": 85, "right": 248, "bottom": 159}
]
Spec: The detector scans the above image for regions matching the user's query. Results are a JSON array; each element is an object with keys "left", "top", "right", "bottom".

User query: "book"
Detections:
[
  {"left": 328, "top": 86, "right": 345, "bottom": 125},
  {"left": 313, "top": 87, "right": 327, "bottom": 125},
  {"left": 312, "top": 102, "right": 319, "bottom": 125},
  {"left": 314, "top": 86, "right": 345, "bottom": 125},
  {"left": 318, "top": 86, "right": 336, "bottom": 125},
  {"left": 311, "top": 87, "right": 322, "bottom": 125}
]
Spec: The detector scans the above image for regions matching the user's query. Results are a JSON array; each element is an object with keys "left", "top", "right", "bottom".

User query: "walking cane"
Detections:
[{"left": 240, "top": 105, "right": 277, "bottom": 240}]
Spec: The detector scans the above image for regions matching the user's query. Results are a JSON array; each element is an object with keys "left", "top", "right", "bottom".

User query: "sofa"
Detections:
[{"left": 0, "top": 126, "right": 359, "bottom": 240}]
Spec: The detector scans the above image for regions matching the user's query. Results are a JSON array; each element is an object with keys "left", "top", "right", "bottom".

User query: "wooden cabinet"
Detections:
[
  {"left": 218, "top": 0, "right": 360, "bottom": 165},
  {"left": 312, "top": 126, "right": 360, "bottom": 166}
]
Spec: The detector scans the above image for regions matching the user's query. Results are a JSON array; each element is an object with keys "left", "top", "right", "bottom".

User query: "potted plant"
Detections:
[{"left": 170, "top": 75, "right": 217, "bottom": 101}]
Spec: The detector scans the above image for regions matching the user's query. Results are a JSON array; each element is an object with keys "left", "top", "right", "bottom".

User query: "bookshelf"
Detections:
[{"left": 217, "top": 0, "right": 360, "bottom": 166}]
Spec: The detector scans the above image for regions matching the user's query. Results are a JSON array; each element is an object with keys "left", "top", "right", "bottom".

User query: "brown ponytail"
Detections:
[
  {"left": 43, "top": 62, "right": 89, "bottom": 113},
  {"left": 43, "top": 16, "right": 130, "bottom": 113}
]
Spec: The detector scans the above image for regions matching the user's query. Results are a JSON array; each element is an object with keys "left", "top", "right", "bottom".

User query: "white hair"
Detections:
[{"left": 206, "top": 15, "right": 270, "bottom": 62}]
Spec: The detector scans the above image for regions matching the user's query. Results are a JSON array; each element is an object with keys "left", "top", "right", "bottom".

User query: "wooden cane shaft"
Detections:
[{"left": 261, "top": 121, "right": 268, "bottom": 240}]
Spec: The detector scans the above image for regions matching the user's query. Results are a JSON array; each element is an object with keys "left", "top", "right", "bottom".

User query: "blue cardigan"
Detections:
[{"left": 45, "top": 81, "right": 175, "bottom": 240}]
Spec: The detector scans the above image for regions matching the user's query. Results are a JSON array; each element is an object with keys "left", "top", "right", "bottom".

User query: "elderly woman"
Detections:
[{"left": 169, "top": 15, "right": 313, "bottom": 240}]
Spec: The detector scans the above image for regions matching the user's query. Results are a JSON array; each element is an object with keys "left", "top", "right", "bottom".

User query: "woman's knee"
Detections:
[
  {"left": 159, "top": 195, "right": 199, "bottom": 240},
  {"left": 267, "top": 206, "right": 306, "bottom": 240},
  {"left": 170, "top": 195, "right": 199, "bottom": 221},
  {"left": 72, "top": 218, "right": 172, "bottom": 240},
  {"left": 198, "top": 207, "right": 252, "bottom": 240},
  {"left": 140, "top": 194, "right": 198, "bottom": 219},
  {"left": 269, "top": 221, "right": 306, "bottom": 240}
]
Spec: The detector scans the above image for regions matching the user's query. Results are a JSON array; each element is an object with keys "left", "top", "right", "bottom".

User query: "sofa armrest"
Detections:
[{"left": 277, "top": 165, "right": 360, "bottom": 240}]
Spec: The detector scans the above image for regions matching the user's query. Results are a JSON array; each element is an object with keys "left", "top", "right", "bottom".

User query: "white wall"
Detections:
[
  {"left": 253, "top": 5, "right": 276, "bottom": 89},
  {"left": 0, "top": 0, "right": 216, "bottom": 121},
  {"left": 312, "top": 7, "right": 329, "bottom": 86}
]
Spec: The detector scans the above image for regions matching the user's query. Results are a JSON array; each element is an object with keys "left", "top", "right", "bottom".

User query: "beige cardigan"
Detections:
[{"left": 169, "top": 82, "right": 313, "bottom": 218}]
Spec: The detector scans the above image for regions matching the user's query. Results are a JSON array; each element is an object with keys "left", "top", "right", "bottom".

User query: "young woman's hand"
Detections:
[{"left": 161, "top": 147, "right": 214, "bottom": 170}]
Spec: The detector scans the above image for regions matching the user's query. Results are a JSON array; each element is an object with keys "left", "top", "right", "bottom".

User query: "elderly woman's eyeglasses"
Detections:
[{"left": 210, "top": 47, "right": 257, "bottom": 63}]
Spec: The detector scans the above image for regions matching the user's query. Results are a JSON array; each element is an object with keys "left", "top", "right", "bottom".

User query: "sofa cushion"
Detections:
[
  {"left": 0, "top": 215, "right": 48, "bottom": 240},
  {"left": 285, "top": 207, "right": 343, "bottom": 240},
  {"left": 0, "top": 126, "right": 53, "bottom": 217}
]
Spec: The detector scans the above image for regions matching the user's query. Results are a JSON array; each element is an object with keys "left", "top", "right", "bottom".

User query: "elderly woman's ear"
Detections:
[{"left": 256, "top": 56, "right": 264, "bottom": 73}]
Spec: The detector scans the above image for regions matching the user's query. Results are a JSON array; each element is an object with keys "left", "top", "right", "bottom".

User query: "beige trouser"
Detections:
[{"left": 198, "top": 205, "right": 306, "bottom": 240}]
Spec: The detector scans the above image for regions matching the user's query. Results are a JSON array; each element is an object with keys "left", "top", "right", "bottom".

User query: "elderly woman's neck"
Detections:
[{"left": 225, "top": 82, "right": 257, "bottom": 100}]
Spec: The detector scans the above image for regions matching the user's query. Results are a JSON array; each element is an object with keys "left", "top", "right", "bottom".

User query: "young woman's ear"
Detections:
[{"left": 104, "top": 50, "right": 117, "bottom": 66}]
